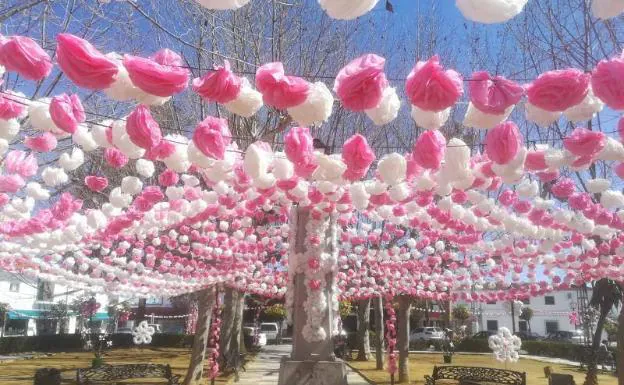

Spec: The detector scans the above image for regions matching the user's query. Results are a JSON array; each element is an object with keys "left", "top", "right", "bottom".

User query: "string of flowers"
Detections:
[
  {"left": 207, "top": 293, "right": 222, "bottom": 381},
  {"left": 384, "top": 295, "right": 397, "bottom": 378}
]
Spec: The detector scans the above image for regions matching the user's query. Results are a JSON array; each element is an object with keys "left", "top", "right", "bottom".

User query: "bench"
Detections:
[
  {"left": 424, "top": 365, "right": 527, "bottom": 385},
  {"left": 549, "top": 373, "right": 576, "bottom": 385},
  {"left": 76, "top": 364, "right": 180, "bottom": 384}
]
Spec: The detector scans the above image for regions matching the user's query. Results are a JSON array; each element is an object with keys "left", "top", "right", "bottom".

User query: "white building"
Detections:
[
  {"left": 468, "top": 289, "right": 587, "bottom": 337},
  {"left": 0, "top": 271, "right": 110, "bottom": 336}
]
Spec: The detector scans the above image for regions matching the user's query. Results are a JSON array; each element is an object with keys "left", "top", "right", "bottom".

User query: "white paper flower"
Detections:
[
  {"left": 365, "top": 87, "right": 400, "bottom": 126},
  {"left": 132, "top": 320, "right": 155, "bottom": 345},
  {"left": 244, "top": 142, "right": 273, "bottom": 179},
  {"left": 162, "top": 135, "right": 191, "bottom": 173},
  {"left": 563, "top": 87, "right": 603, "bottom": 123},
  {"left": 25, "top": 182, "right": 50, "bottom": 201},
  {"left": 488, "top": 327, "right": 522, "bottom": 363},
  {"left": 136, "top": 159, "right": 155, "bottom": 178},
  {"left": 411, "top": 105, "right": 450, "bottom": 130},
  {"left": 456, "top": 0, "right": 528, "bottom": 24},
  {"left": 196, "top": 0, "right": 251, "bottom": 10},
  {"left": 318, "top": 0, "right": 379, "bottom": 20},
  {"left": 463, "top": 103, "right": 513, "bottom": 129},
  {"left": 287, "top": 81, "right": 333, "bottom": 126},
  {"left": 72, "top": 125, "right": 99, "bottom": 152},
  {"left": 59, "top": 148, "right": 84, "bottom": 172},
  {"left": 0, "top": 119, "right": 20, "bottom": 140},
  {"left": 223, "top": 78, "right": 263, "bottom": 117},
  {"left": 377, "top": 153, "right": 406, "bottom": 185},
  {"left": 42, "top": 167, "right": 69, "bottom": 187},
  {"left": 525, "top": 102, "right": 561, "bottom": 127},
  {"left": 587, "top": 178, "right": 611, "bottom": 194},
  {"left": 121, "top": 176, "right": 143, "bottom": 195}
]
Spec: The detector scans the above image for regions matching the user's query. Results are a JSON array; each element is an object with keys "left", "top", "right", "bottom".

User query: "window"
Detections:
[
  {"left": 486, "top": 320, "right": 498, "bottom": 331},
  {"left": 521, "top": 298, "right": 530, "bottom": 305},
  {"left": 519, "top": 321, "right": 528, "bottom": 332},
  {"left": 9, "top": 282, "right": 19, "bottom": 292},
  {"left": 545, "top": 296, "right": 555, "bottom": 305},
  {"left": 567, "top": 292, "right": 573, "bottom": 300},
  {"left": 545, "top": 321, "right": 559, "bottom": 334},
  {"left": 486, "top": 301, "right": 497, "bottom": 305},
  {"left": 36, "top": 280, "right": 54, "bottom": 301}
]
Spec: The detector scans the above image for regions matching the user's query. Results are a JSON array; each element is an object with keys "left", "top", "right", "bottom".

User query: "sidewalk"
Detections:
[{"left": 235, "top": 344, "right": 370, "bottom": 385}]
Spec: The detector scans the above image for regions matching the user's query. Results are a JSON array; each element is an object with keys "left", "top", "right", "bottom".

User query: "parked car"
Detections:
[
  {"left": 514, "top": 331, "right": 542, "bottom": 340},
  {"left": 409, "top": 327, "right": 444, "bottom": 342},
  {"left": 243, "top": 326, "right": 267, "bottom": 348},
  {"left": 260, "top": 322, "right": 280, "bottom": 343},
  {"left": 148, "top": 324, "right": 162, "bottom": 334},
  {"left": 117, "top": 327, "right": 133, "bottom": 334},
  {"left": 546, "top": 330, "right": 586, "bottom": 344},
  {"left": 472, "top": 331, "right": 497, "bottom": 339}
]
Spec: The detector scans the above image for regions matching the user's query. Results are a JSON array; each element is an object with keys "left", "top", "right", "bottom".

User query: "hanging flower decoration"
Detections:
[
  {"left": 488, "top": 327, "right": 522, "bottom": 363},
  {"left": 569, "top": 311, "right": 580, "bottom": 326},
  {"left": 132, "top": 320, "right": 156, "bottom": 345}
]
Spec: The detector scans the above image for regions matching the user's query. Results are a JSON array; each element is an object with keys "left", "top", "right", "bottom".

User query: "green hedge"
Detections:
[
  {"left": 456, "top": 338, "right": 614, "bottom": 362},
  {"left": 0, "top": 334, "right": 194, "bottom": 355}
]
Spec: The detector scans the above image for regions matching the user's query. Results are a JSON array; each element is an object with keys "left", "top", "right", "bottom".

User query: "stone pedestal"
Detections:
[
  {"left": 278, "top": 207, "right": 348, "bottom": 385},
  {"left": 278, "top": 358, "right": 348, "bottom": 385}
]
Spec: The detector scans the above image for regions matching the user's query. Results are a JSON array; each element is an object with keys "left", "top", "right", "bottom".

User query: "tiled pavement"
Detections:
[{"left": 234, "top": 344, "right": 370, "bottom": 385}]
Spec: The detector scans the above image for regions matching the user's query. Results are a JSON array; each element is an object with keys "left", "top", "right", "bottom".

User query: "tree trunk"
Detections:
[
  {"left": 136, "top": 298, "right": 147, "bottom": 323},
  {"left": 617, "top": 302, "right": 624, "bottom": 385},
  {"left": 584, "top": 312, "right": 607, "bottom": 385},
  {"left": 398, "top": 296, "right": 411, "bottom": 384},
  {"left": 229, "top": 290, "right": 245, "bottom": 364},
  {"left": 374, "top": 296, "right": 384, "bottom": 370},
  {"left": 219, "top": 287, "right": 237, "bottom": 367},
  {"left": 356, "top": 298, "right": 371, "bottom": 361},
  {"left": 183, "top": 287, "right": 215, "bottom": 385}
]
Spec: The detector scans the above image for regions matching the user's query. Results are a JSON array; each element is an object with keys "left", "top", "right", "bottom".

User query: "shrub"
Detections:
[
  {"left": 455, "top": 338, "right": 491, "bottom": 353},
  {"left": 0, "top": 333, "right": 194, "bottom": 354}
]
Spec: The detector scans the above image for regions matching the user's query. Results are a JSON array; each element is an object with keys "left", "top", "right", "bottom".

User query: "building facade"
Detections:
[
  {"left": 0, "top": 271, "right": 110, "bottom": 336},
  {"left": 468, "top": 290, "right": 583, "bottom": 337}
]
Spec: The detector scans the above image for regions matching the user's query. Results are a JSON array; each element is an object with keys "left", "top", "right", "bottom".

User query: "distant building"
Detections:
[
  {"left": 0, "top": 271, "right": 110, "bottom": 336},
  {"left": 466, "top": 289, "right": 588, "bottom": 337},
  {"left": 127, "top": 296, "right": 188, "bottom": 334}
]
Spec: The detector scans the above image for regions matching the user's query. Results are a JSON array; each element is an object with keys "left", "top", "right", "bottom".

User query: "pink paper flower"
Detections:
[
  {"left": 25, "top": 133, "right": 58, "bottom": 152},
  {"left": 551, "top": 177, "right": 576, "bottom": 199},
  {"left": 284, "top": 127, "right": 317, "bottom": 177},
  {"left": 591, "top": 52, "right": 624, "bottom": 110},
  {"left": 255, "top": 62, "right": 309, "bottom": 109},
  {"left": 192, "top": 116, "right": 232, "bottom": 160},
  {"left": 412, "top": 130, "right": 446, "bottom": 169},
  {"left": 405, "top": 55, "right": 463, "bottom": 111},
  {"left": 563, "top": 128, "right": 606, "bottom": 158},
  {"left": 524, "top": 150, "right": 547, "bottom": 171},
  {"left": 51, "top": 192, "right": 82, "bottom": 221},
  {"left": 334, "top": 54, "right": 388, "bottom": 111},
  {"left": 192, "top": 61, "right": 242, "bottom": 104},
  {"left": 0, "top": 36, "right": 52, "bottom": 81},
  {"left": 342, "top": 134, "right": 375, "bottom": 181},
  {"left": 85, "top": 176, "right": 109, "bottom": 192},
  {"left": 5, "top": 151, "right": 37, "bottom": 178},
  {"left": 145, "top": 140, "right": 175, "bottom": 161},
  {"left": 123, "top": 50, "right": 190, "bottom": 97},
  {"left": 616, "top": 163, "right": 624, "bottom": 179},
  {"left": 469, "top": 71, "right": 523, "bottom": 115},
  {"left": 56, "top": 33, "right": 118, "bottom": 89},
  {"left": 568, "top": 192, "right": 591, "bottom": 211},
  {"left": 499, "top": 190, "right": 518, "bottom": 207},
  {"left": 0, "top": 174, "right": 25, "bottom": 193},
  {"left": 485, "top": 121, "right": 523, "bottom": 165},
  {"left": 126, "top": 105, "right": 162, "bottom": 150},
  {"left": 405, "top": 152, "right": 424, "bottom": 182},
  {"left": 104, "top": 148, "right": 129, "bottom": 168},
  {"left": 526, "top": 69, "right": 590, "bottom": 112},
  {"left": 0, "top": 94, "right": 25, "bottom": 120},
  {"left": 159, "top": 169, "right": 179, "bottom": 187},
  {"left": 49, "top": 94, "right": 85, "bottom": 134}
]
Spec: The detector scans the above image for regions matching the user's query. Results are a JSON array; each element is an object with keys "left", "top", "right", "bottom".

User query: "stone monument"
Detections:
[{"left": 277, "top": 207, "right": 348, "bottom": 385}]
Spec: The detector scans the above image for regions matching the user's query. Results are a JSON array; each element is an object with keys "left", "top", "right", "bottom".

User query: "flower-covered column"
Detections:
[
  {"left": 286, "top": 206, "right": 339, "bottom": 361},
  {"left": 279, "top": 207, "right": 347, "bottom": 385}
]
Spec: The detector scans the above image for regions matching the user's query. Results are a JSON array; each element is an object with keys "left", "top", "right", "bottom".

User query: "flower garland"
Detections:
[
  {"left": 207, "top": 295, "right": 222, "bottom": 380},
  {"left": 384, "top": 295, "right": 397, "bottom": 376}
]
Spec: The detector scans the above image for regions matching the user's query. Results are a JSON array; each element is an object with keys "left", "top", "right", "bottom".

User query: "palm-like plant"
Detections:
[{"left": 583, "top": 279, "right": 622, "bottom": 385}]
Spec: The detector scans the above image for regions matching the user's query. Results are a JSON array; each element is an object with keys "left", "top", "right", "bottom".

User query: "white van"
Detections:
[{"left": 260, "top": 322, "right": 279, "bottom": 342}]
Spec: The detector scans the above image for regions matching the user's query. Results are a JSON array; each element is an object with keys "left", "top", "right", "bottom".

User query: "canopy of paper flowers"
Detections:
[{"left": 0, "top": 32, "right": 623, "bottom": 305}]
